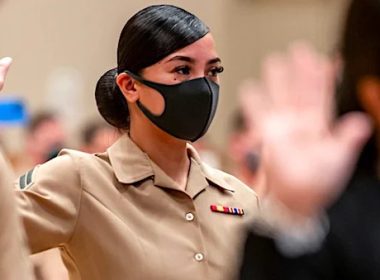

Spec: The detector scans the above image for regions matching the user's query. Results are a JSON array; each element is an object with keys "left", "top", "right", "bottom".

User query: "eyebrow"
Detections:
[
  {"left": 166, "top": 56, "right": 222, "bottom": 64},
  {"left": 167, "top": 56, "right": 195, "bottom": 63},
  {"left": 207, "top": 57, "right": 222, "bottom": 64}
]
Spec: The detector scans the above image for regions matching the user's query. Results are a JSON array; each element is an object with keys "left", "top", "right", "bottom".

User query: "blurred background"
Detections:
[{"left": 0, "top": 0, "right": 350, "bottom": 177}]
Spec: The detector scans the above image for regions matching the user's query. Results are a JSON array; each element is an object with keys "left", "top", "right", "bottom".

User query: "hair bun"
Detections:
[{"left": 95, "top": 68, "right": 130, "bottom": 130}]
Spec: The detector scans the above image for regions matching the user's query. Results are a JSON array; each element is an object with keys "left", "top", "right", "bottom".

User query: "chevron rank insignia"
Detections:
[
  {"left": 210, "top": 205, "right": 244, "bottom": 216},
  {"left": 19, "top": 168, "right": 36, "bottom": 190}
]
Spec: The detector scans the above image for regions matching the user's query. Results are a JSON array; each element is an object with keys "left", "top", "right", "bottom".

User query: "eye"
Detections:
[
  {"left": 207, "top": 66, "right": 224, "bottom": 77},
  {"left": 174, "top": 65, "right": 191, "bottom": 75}
]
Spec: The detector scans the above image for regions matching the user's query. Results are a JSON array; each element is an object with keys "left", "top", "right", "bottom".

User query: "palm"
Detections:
[{"left": 240, "top": 44, "right": 371, "bottom": 217}]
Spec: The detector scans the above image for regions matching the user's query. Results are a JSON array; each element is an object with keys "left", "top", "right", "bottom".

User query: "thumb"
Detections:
[
  {"left": 0, "top": 57, "right": 13, "bottom": 91},
  {"left": 334, "top": 112, "right": 373, "bottom": 157}
]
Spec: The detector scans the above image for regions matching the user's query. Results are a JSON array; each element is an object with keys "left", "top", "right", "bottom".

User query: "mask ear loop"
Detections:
[
  {"left": 123, "top": 70, "right": 143, "bottom": 83},
  {"left": 122, "top": 70, "right": 168, "bottom": 117}
]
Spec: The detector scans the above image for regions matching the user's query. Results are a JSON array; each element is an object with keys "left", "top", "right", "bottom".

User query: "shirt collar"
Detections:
[
  {"left": 186, "top": 144, "right": 235, "bottom": 193},
  {"left": 106, "top": 134, "right": 235, "bottom": 193},
  {"left": 107, "top": 134, "right": 154, "bottom": 184}
]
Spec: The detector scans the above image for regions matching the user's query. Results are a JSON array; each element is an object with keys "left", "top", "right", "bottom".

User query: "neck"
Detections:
[{"left": 129, "top": 118, "right": 190, "bottom": 190}]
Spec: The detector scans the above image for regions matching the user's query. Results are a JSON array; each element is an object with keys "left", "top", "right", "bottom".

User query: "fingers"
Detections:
[
  {"left": 333, "top": 112, "right": 373, "bottom": 160},
  {"left": 288, "top": 43, "right": 335, "bottom": 124},
  {"left": 262, "top": 52, "right": 290, "bottom": 109},
  {"left": 238, "top": 79, "right": 267, "bottom": 130},
  {"left": 259, "top": 42, "right": 335, "bottom": 132},
  {"left": 0, "top": 57, "right": 13, "bottom": 91},
  {"left": 288, "top": 43, "right": 333, "bottom": 104}
]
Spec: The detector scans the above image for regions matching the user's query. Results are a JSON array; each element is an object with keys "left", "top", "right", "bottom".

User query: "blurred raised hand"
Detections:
[
  {"left": 0, "top": 57, "right": 12, "bottom": 91},
  {"left": 240, "top": 43, "right": 372, "bottom": 218}
]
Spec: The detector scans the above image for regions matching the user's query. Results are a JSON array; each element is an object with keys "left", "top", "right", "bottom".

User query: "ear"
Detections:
[
  {"left": 358, "top": 76, "right": 380, "bottom": 125},
  {"left": 116, "top": 73, "right": 139, "bottom": 103}
]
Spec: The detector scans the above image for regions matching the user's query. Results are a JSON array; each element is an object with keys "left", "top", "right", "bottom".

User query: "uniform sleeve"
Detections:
[
  {"left": 254, "top": 194, "right": 329, "bottom": 257},
  {"left": 0, "top": 152, "right": 34, "bottom": 280},
  {"left": 15, "top": 152, "right": 83, "bottom": 254}
]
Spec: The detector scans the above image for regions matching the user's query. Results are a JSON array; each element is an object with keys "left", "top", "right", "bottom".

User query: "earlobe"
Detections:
[
  {"left": 116, "top": 73, "right": 139, "bottom": 103},
  {"left": 358, "top": 77, "right": 380, "bottom": 124}
]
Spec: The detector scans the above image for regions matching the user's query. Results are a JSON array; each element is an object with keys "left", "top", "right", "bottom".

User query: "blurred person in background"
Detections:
[
  {"left": 80, "top": 120, "right": 120, "bottom": 154},
  {"left": 25, "top": 112, "right": 66, "bottom": 165},
  {"left": 240, "top": 0, "right": 380, "bottom": 279},
  {"left": 12, "top": 112, "right": 67, "bottom": 175},
  {"left": 227, "top": 109, "right": 260, "bottom": 188},
  {"left": 0, "top": 57, "right": 33, "bottom": 280}
]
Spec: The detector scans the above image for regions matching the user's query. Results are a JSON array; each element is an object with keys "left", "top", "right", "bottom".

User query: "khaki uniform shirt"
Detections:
[
  {"left": 0, "top": 153, "right": 33, "bottom": 280},
  {"left": 16, "top": 135, "right": 259, "bottom": 280}
]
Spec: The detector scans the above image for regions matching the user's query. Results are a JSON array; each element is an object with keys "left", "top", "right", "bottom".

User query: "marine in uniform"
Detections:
[{"left": 13, "top": 5, "right": 260, "bottom": 279}]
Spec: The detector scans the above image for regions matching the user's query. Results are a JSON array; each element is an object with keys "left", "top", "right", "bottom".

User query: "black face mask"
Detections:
[{"left": 125, "top": 71, "right": 219, "bottom": 142}]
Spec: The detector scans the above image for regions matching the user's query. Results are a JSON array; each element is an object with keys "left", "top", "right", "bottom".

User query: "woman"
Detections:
[
  {"left": 5, "top": 4, "right": 370, "bottom": 280},
  {"left": 15, "top": 6, "right": 258, "bottom": 279}
]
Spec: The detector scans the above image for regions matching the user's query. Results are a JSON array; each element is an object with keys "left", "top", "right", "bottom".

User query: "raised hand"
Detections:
[
  {"left": 0, "top": 57, "right": 12, "bottom": 91},
  {"left": 240, "top": 44, "right": 372, "bottom": 218}
]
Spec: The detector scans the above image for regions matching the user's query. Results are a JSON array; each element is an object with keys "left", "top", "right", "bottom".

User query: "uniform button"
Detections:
[
  {"left": 185, "top": 212, "right": 194, "bottom": 222},
  {"left": 194, "top": 253, "right": 204, "bottom": 262}
]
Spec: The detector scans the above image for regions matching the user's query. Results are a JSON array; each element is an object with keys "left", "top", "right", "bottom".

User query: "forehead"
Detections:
[{"left": 163, "top": 33, "right": 219, "bottom": 62}]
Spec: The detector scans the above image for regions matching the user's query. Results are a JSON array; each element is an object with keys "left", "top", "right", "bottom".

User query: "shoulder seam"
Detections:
[{"left": 66, "top": 154, "right": 85, "bottom": 245}]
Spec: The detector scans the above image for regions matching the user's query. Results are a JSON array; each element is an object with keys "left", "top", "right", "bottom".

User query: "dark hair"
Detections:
[
  {"left": 81, "top": 121, "right": 113, "bottom": 145},
  {"left": 230, "top": 110, "right": 248, "bottom": 134},
  {"left": 336, "top": 0, "right": 380, "bottom": 175},
  {"left": 28, "top": 111, "right": 57, "bottom": 133},
  {"left": 95, "top": 5, "right": 209, "bottom": 130}
]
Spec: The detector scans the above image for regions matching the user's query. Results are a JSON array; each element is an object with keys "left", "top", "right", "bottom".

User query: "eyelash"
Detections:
[
  {"left": 175, "top": 66, "right": 191, "bottom": 75},
  {"left": 173, "top": 65, "right": 224, "bottom": 77},
  {"left": 209, "top": 66, "right": 224, "bottom": 77}
]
